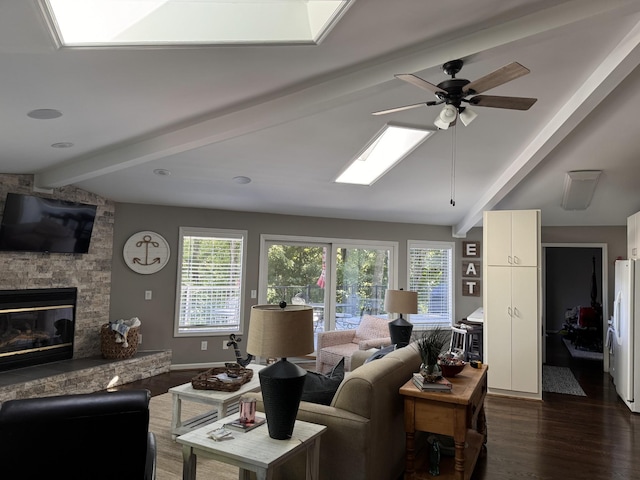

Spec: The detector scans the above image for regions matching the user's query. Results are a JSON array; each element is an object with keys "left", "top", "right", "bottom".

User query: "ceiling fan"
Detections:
[{"left": 372, "top": 59, "right": 537, "bottom": 129}]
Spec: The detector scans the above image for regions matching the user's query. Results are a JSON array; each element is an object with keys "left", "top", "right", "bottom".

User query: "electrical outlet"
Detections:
[
  {"left": 222, "top": 340, "right": 229, "bottom": 349},
  {"left": 144, "top": 290, "right": 152, "bottom": 300},
  {"left": 138, "top": 334, "right": 142, "bottom": 345},
  {"left": 201, "top": 340, "right": 208, "bottom": 350}
]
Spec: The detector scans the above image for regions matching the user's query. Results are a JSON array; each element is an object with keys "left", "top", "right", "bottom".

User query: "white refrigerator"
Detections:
[{"left": 611, "top": 259, "right": 640, "bottom": 412}]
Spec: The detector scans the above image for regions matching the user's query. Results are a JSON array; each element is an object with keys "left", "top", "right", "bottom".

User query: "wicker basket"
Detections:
[
  {"left": 191, "top": 366, "right": 254, "bottom": 392},
  {"left": 100, "top": 323, "right": 139, "bottom": 359}
]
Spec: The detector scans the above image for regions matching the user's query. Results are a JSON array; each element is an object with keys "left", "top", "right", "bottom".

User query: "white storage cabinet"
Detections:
[{"left": 483, "top": 210, "right": 542, "bottom": 398}]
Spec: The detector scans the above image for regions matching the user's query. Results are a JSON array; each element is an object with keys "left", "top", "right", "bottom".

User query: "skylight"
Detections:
[
  {"left": 40, "top": 0, "right": 353, "bottom": 47},
  {"left": 335, "top": 124, "right": 434, "bottom": 186}
]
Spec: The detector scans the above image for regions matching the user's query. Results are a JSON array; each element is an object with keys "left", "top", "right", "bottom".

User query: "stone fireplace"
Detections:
[
  {"left": 0, "top": 288, "right": 76, "bottom": 372},
  {"left": 0, "top": 176, "right": 171, "bottom": 403}
]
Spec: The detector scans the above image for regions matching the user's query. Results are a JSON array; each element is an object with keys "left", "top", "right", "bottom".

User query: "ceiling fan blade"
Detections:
[
  {"left": 462, "top": 62, "right": 530, "bottom": 94},
  {"left": 395, "top": 74, "right": 446, "bottom": 95},
  {"left": 372, "top": 101, "right": 437, "bottom": 116},
  {"left": 468, "top": 95, "right": 537, "bottom": 110}
]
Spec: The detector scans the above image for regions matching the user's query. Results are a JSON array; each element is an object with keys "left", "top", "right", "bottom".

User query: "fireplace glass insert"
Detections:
[{"left": 0, "top": 288, "right": 76, "bottom": 372}]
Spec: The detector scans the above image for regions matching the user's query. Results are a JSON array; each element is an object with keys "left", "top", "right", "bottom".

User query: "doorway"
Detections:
[{"left": 542, "top": 243, "right": 608, "bottom": 372}]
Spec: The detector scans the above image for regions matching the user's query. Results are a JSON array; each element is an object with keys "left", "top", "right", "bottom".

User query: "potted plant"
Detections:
[{"left": 414, "top": 326, "right": 449, "bottom": 382}]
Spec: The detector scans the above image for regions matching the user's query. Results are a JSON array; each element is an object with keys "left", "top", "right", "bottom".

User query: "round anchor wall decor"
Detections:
[{"left": 123, "top": 231, "right": 170, "bottom": 274}]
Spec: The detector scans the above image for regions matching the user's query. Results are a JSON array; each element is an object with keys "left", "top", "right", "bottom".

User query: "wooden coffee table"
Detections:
[
  {"left": 177, "top": 415, "right": 326, "bottom": 480},
  {"left": 169, "top": 364, "right": 265, "bottom": 438}
]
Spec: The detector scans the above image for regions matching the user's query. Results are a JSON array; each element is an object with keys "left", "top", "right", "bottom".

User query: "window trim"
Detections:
[
  {"left": 407, "top": 239, "right": 455, "bottom": 330},
  {"left": 174, "top": 226, "right": 248, "bottom": 337}
]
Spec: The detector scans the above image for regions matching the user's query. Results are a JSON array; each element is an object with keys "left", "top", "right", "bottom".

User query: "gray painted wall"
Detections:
[
  {"left": 110, "top": 206, "right": 627, "bottom": 367},
  {"left": 110, "top": 202, "right": 484, "bottom": 366}
]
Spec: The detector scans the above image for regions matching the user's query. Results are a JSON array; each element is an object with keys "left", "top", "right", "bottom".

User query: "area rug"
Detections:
[
  {"left": 149, "top": 393, "right": 238, "bottom": 480},
  {"left": 562, "top": 337, "right": 604, "bottom": 361},
  {"left": 542, "top": 365, "right": 586, "bottom": 396}
]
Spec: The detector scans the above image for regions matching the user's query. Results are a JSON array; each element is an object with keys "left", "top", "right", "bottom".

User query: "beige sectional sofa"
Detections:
[{"left": 246, "top": 343, "right": 422, "bottom": 480}]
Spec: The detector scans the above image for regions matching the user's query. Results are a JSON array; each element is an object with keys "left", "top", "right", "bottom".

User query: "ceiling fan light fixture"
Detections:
[
  {"left": 434, "top": 105, "right": 457, "bottom": 130},
  {"left": 459, "top": 107, "right": 478, "bottom": 126}
]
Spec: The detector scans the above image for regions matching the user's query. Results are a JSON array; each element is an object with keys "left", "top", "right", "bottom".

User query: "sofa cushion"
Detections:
[
  {"left": 301, "top": 358, "right": 345, "bottom": 405},
  {"left": 364, "top": 344, "right": 396, "bottom": 363},
  {"left": 332, "top": 344, "right": 421, "bottom": 418}
]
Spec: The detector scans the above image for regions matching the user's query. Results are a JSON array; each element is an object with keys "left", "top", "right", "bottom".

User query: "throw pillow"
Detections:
[
  {"left": 301, "top": 358, "right": 345, "bottom": 405},
  {"left": 364, "top": 344, "right": 396, "bottom": 363}
]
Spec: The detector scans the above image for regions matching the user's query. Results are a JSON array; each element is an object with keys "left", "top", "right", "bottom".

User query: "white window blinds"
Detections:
[
  {"left": 176, "top": 228, "right": 246, "bottom": 335},
  {"left": 408, "top": 241, "right": 454, "bottom": 327}
]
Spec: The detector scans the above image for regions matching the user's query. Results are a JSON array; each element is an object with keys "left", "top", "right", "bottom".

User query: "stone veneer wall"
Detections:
[{"left": 0, "top": 174, "right": 114, "bottom": 359}]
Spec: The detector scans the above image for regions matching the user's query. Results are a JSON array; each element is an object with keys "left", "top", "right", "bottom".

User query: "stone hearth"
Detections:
[{"left": 0, "top": 349, "right": 171, "bottom": 404}]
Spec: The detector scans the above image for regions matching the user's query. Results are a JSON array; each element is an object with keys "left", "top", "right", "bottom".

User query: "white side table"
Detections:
[
  {"left": 169, "top": 364, "right": 265, "bottom": 439},
  {"left": 177, "top": 416, "right": 327, "bottom": 480}
]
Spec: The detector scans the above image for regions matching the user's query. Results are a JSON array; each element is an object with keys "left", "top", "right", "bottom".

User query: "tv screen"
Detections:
[{"left": 0, "top": 193, "right": 97, "bottom": 254}]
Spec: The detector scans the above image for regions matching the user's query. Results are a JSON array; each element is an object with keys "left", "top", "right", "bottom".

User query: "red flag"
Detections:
[{"left": 317, "top": 248, "right": 326, "bottom": 288}]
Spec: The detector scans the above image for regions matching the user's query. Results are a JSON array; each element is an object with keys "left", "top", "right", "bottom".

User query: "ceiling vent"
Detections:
[{"left": 561, "top": 170, "right": 601, "bottom": 210}]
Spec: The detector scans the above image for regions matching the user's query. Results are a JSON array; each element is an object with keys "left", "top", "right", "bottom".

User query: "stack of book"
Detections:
[{"left": 412, "top": 373, "right": 452, "bottom": 392}]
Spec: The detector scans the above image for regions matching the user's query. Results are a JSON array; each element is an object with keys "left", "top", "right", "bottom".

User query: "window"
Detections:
[
  {"left": 334, "top": 244, "right": 390, "bottom": 329},
  {"left": 408, "top": 240, "right": 454, "bottom": 328},
  {"left": 259, "top": 235, "right": 396, "bottom": 334},
  {"left": 175, "top": 227, "right": 247, "bottom": 336}
]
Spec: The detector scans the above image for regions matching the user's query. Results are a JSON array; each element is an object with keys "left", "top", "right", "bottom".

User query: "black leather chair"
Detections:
[{"left": 0, "top": 389, "right": 156, "bottom": 480}]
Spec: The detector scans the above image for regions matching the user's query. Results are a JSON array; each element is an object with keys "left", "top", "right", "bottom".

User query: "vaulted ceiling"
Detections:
[{"left": 3, "top": 0, "right": 640, "bottom": 237}]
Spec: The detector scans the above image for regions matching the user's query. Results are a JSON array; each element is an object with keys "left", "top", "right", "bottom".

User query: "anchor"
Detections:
[{"left": 226, "top": 333, "right": 253, "bottom": 367}]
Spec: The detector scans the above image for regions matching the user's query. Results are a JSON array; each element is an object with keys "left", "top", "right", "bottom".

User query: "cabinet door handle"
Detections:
[
  {"left": 507, "top": 306, "right": 512, "bottom": 317},
  {"left": 513, "top": 256, "right": 519, "bottom": 265},
  {"left": 508, "top": 256, "right": 513, "bottom": 264},
  {"left": 513, "top": 307, "right": 520, "bottom": 318}
]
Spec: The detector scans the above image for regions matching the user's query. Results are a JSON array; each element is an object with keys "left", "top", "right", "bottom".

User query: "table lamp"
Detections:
[
  {"left": 385, "top": 289, "right": 418, "bottom": 348},
  {"left": 246, "top": 302, "right": 314, "bottom": 439}
]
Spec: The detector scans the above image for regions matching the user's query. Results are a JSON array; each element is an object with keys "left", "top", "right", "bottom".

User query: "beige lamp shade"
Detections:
[
  {"left": 384, "top": 289, "right": 418, "bottom": 314},
  {"left": 246, "top": 304, "right": 315, "bottom": 358}
]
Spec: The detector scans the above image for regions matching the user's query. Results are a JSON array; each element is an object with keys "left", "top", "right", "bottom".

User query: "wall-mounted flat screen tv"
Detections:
[{"left": 0, "top": 193, "right": 97, "bottom": 254}]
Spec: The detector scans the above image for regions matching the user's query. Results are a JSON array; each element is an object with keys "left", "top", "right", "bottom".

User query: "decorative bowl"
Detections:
[{"left": 438, "top": 359, "right": 465, "bottom": 377}]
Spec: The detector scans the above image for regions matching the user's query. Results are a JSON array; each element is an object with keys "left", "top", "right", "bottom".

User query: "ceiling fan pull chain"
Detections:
[{"left": 450, "top": 125, "right": 456, "bottom": 207}]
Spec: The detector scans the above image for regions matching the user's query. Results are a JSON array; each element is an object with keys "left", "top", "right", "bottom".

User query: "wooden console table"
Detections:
[{"left": 399, "top": 364, "right": 488, "bottom": 480}]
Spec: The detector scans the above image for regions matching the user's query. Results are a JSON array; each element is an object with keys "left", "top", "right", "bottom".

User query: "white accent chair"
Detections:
[{"left": 315, "top": 315, "right": 392, "bottom": 373}]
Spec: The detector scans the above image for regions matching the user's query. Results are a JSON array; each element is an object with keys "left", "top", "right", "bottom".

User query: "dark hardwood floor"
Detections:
[
  {"left": 119, "top": 335, "right": 640, "bottom": 479},
  {"left": 475, "top": 333, "right": 640, "bottom": 480}
]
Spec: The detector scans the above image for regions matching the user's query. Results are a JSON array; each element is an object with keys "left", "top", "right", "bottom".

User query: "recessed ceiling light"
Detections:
[
  {"left": 153, "top": 168, "right": 171, "bottom": 177},
  {"left": 27, "top": 109, "right": 62, "bottom": 120},
  {"left": 51, "top": 142, "right": 74, "bottom": 148},
  {"left": 233, "top": 176, "right": 251, "bottom": 185}
]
